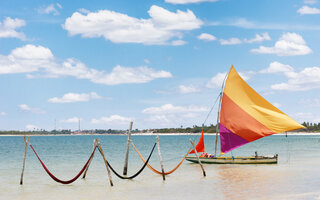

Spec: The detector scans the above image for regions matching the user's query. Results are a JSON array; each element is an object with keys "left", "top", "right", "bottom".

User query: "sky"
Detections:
[{"left": 0, "top": 0, "right": 319, "bottom": 131}]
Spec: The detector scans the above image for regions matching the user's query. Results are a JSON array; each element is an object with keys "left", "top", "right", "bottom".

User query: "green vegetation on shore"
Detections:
[
  {"left": 0, "top": 122, "right": 319, "bottom": 135},
  {"left": 150, "top": 124, "right": 217, "bottom": 133},
  {"left": 300, "top": 122, "right": 320, "bottom": 132}
]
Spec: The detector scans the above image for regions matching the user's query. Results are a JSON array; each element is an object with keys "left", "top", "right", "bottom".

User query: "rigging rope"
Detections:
[
  {"left": 98, "top": 143, "right": 156, "bottom": 180},
  {"left": 131, "top": 142, "right": 192, "bottom": 175},
  {"left": 30, "top": 144, "right": 97, "bottom": 184},
  {"left": 202, "top": 92, "right": 221, "bottom": 126}
]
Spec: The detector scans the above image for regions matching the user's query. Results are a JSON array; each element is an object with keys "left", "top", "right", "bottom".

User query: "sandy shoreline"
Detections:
[{"left": 0, "top": 132, "right": 319, "bottom": 136}]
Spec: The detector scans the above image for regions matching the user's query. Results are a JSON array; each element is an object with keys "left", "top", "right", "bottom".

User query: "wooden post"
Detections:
[
  {"left": 156, "top": 135, "right": 165, "bottom": 181},
  {"left": 98, "top": 139, "right": 113, "bottom": 187},
  {"left": 190, "top": 139, "right": 206, "bottom": 177},
  {"left": 123, "top": 121, "right": 133, "bottom": 176},
  {"left": 83, "top": 139, "right": 97, "bottom": 179},
  {"left": 20, "top": 136, "right": 29, "bottom": 185}
]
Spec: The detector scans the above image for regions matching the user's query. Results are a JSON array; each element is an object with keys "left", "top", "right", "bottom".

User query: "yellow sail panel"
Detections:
[{"left": 223, "top": 66, "right": 305, "bottom": 133}]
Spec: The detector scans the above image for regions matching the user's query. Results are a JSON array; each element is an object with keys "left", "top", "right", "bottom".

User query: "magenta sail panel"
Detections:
[{"left": 219, "top": 124, "right": 249, "bottom": 154}]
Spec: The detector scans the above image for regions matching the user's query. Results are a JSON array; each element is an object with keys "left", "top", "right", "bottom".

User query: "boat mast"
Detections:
[
  {"left": 214, "top": 93, "right": 222, "bottom": 157},
  {"left": 214, "top": 69, "right": 229, "bottom": 157}
]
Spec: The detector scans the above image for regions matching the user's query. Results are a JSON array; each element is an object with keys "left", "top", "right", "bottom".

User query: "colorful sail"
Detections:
[
  {"left": 189, "top": 130, "right": 205, "bottom": 154},
  {"left": 219, "top": 66, "right": 305, "bottom": 154}
]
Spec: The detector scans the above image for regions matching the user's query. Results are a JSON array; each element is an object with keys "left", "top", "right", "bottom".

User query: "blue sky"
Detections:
[{"left": 0, "top": 0, "right": 319, "bottom": 131}]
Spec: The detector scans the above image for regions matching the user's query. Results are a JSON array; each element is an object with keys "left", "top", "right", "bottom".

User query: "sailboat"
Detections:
[{"left": 186, "top": 66, "right": 305, "bottom": 164}]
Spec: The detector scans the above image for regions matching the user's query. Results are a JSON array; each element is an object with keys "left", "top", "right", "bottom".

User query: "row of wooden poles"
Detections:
[{"left": 20, "top": 122, "right": 206, "bottom": 186}]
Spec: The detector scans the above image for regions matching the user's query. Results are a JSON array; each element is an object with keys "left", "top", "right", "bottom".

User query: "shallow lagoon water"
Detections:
[{"left": 1, "top": 135, "right": 320, "bottom": 200}]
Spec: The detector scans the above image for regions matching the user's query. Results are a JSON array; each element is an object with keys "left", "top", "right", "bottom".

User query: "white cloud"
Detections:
[
  {"left": 48, "top": 92, "right": 102, "bottom": 103},
  {"left": 142, "top": 104, "right": 208, "bottom": 126},
  {"left": 19, "top": 104, "right": 31, "bottom": 111},
  {"left": 251, "top": 32, "right": 312, "bottom": 56},
  {"left": 26, "top": 124, "right": 39, "bottom": 131},
  {"left": 219, "top": 33, "right": 270, "bottom": 45},
  {"left": 78, "top": 8, "right": 90, "bottom": 14},
  {"left": 144, "top": 113, "right": 202, "bottom": 124},
  {"left": 146, "top": 114, "right": 170, "bottom": 123},
  {"left": 155, "top": 84, "right": 201, "bottom": 94},
  {"left": 260, "top": 62, "right": 293, "bottom": 74},
  {"left": 0, "top": 44, "right": 172, "bottom": 85},
  {"left": 271, "top": 66, "right": 320, "bottom": 91},
  {"left": 142, "top": 104, "right": 208, "bottom": 114},
  {"left": 165, "top": 0, "right": 218, "bottom": 4},
  {"left": 197, "top": 33, "right": 216, "bottom": 41},
  {"left": 63, "top": 5, "right": 202, "bottom": 45},
  {"left": 206, "top": 71, "right": 250, "bottom": 88},
  {"left": 178, "top": 85, "right": 200, "bottom": 94},
  {"left": 144, "top": 113, "right": 202, "bottom": 126},
  {"left": 11, "top": 44, "right": 54, "bottom": 60},
  {"left": 0, "top": 17, "right": 26, "bottom": 40},
  {"left": 297, "top": 6, "right": 320, "bottom": 15},
  {"left": 304, "top": 0, "right": 317, "bottom": 4},
  {"left": 219, "top": 38, "right": 242, "bottom": 45},
  {"left": 183, "top": 112, "right": 201, "bottom": 118},
  {"left": 0, "top": 44, "right": 54, "bottom": 74},
  {"left": 261, "top": 62, "right": 320, "bottom": 91},
  {"left": 148, "top": 6, "right": 201, "bottom": 31},
  {"left": 243, "top": 33, "right": 271, "bottom": 43},
  {"left": 0, "top": 111, "right": 6, "bottom": 116},
  {"left": 206, "top": 72, "right": 226, "bottom": 88},
  {"left": 260, "top": 62, "right": 297, "bottom": 78},
  {"left": 18, "top": 104, "right": 45, "bottom": 114},
  {"left": 91, "top": 115, "right": 132, "bottom": 124},
  {"left": 144, "top": 59, "right": 150, "bottom": 64},
  {"left": 37, "top": 4, "right": 62, "bottom": 15},
  {"left": 225, "top": 18, "right": 258, "bottom": 29},
  {"left": 171, "top": 40, "right": 187, "bottom": 46},
  {"left": 60, "top": 117, "right": 81, "bottom": 123},
  {"left": 209, "top": 17, "right": 320, "bottom": 31},
  {"left": 91, "top": 65, "right": 172, "bottom": 85}
]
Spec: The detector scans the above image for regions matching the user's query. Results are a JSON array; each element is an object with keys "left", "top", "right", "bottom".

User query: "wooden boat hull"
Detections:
[{"left": 186, "top": 155, "right": 278, "bottom": 164}]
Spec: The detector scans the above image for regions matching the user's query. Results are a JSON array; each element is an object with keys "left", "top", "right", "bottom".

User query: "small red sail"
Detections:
[{"left": 189, "top": 130, "right": 205, "bottom": 154}]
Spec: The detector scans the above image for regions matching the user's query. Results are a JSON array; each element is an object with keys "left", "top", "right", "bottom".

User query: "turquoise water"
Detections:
[{"left": 1, "top": 135, "right": 320, "bottom": 200}]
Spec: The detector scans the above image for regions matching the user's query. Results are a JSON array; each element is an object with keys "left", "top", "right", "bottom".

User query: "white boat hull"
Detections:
[{"left": 186, "top": 155, "right": 278, "bottom": 164}]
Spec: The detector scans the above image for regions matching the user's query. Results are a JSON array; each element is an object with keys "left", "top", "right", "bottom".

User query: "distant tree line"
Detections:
[
  {"left": 0, "top": 129, "right": 72, "bottom": 135},
  {"left": 299, "top": 122, "right": 320, "bottom": 132},
  {"left": 81, "top": 129, "right": 127, "bottom": 134},
  {"left": 0, "top": 128, "right": 134, "bottom": 135},
  {"left": 150, "top": 124, "right": 217, "bottom": 134},
  {"left": 1, "top": 122, "right": 319, "bottom": 135}
]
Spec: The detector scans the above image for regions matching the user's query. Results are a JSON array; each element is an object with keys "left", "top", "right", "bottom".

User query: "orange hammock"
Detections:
[{"left": 131, "top": 142, "right": 191, "bottom": 175}]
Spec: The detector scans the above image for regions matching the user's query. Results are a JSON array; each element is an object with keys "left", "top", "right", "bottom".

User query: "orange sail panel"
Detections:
[
  {"left": 220, "top": 93, "right": 276, "bottom": 142},
  {"left": 219, "top": 66, "right": 305, "bottom": 154},
  {"left": 189, "top": 130, "right": 205, "bottom": 154}
]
